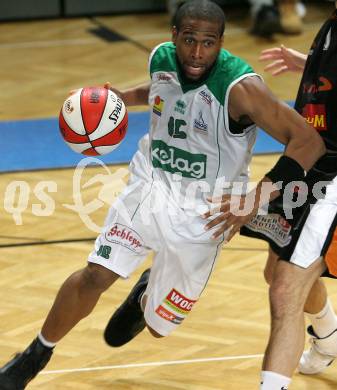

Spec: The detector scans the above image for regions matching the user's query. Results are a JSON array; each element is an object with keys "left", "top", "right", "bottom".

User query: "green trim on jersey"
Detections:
[
  {"left": 149, "top": 42, "right": 254, "bottom": 104},
  {"left": 150, "top": 42, "right": 178, "bottom": 75}
]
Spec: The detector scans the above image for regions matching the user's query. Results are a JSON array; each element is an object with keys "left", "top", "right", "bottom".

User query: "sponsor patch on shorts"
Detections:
[
  {"left": 105, "top": 223, "right": 144, "bottom": 253},
  {"left": 164, "top": 288, "right": 197, "bottom": 315},
  {"left": 244, "top": 213, "right": 291, "bottom": 247},
  {"left": 155, "top": 305, "right": 184, "bottom": 325}
]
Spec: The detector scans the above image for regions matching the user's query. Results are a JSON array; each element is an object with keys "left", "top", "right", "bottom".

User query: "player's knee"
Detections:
[
  {"left": 80, "top": 263, "right": 119, "bottom": 293},
  {"left": 146, "top": 325, "right": 165, "bottom": 338}
]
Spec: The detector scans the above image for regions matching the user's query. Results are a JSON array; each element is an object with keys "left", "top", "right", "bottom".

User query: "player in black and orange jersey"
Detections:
[{"left": 241, "top": 2, "right": 337, "bottom": 388}]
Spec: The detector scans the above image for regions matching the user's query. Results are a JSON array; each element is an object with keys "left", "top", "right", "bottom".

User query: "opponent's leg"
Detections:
[
  {"left": 264, "top": 246, "right": 279, "bottom": 285},
  {"left": 0, "top": 264, "right": 119, "bottom": 389},
  {"left": 265, "top": 247, "right": 337, "bottom": 375},
  {"left": 261, "top": 257, "right": 326, "bottom": 388}
]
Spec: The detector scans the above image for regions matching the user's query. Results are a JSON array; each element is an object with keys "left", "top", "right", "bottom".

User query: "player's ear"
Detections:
[{"left": 172, "top": 26, "right": 178, "bottom": 44}]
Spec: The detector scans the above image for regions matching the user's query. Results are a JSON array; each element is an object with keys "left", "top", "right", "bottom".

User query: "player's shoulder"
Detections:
[
  {"left": 216, "top": 49, "right": 254, "bottom": 79},
  {"left": 205, "top": 49, "right": 258, "bottom": 105},
  {"left": 149, "top": 42, "right": 176, "bottom": 76}
]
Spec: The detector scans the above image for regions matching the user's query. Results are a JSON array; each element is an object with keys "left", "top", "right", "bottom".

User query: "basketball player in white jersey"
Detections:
[{"left": 0, "top": 1, "right": 324, "bottom": 389}]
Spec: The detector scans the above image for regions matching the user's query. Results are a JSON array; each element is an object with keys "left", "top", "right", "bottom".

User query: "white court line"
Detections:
[{"left": 41, "top": 353, "right": 263, "bottom": 375}]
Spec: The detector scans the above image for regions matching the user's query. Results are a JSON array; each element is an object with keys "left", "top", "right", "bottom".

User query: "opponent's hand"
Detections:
[
  {"left": 259, "top": 45, "right": 307, "bottom": 76},
  {"left": 202, "top": 194, "right": 256, "bottom": 241}
]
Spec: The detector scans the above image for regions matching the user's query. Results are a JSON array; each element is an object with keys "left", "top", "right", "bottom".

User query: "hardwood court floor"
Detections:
[{"left": 1, "top": 2, "right": 337, "bottom": 389}]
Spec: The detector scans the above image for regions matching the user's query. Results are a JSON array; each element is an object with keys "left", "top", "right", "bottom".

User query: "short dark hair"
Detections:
[{"left": 173, "top": 0, "right": 225, "bottom": 37}]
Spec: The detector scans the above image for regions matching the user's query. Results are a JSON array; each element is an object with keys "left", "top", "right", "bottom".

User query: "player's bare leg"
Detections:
[
  {"left": 264, "top": 248, "right": 337, "bottom": 375},
  {"left": 265, "top": 248, "right": 329, "bottom": 313},
  {"left": 304, "top": 278, "right": 327, "bottom": 315},
  {"left": 263, "top": 246, "right": 279, "bottom": 285},
  {"left": 262, "top": 257, "right": 326, "bottom": 378},
  {"left": 42, "top": 263, "right": 119, "bottom": 342}
]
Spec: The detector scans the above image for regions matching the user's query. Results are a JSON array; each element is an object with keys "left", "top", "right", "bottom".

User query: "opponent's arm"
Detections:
[
  {"left": 104, "top": 81, "right": 150, "bottom": 106},
  {"left": 259, "top": 45, "right": 307, "bottom": 76}
]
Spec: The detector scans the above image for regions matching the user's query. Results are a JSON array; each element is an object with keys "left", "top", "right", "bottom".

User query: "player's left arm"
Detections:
[
  {"left": 230, "top": 76, "right": 325, "bottom": 170},
  {"left": 203, "top": 76, "right": 326, "bottom": 240}
]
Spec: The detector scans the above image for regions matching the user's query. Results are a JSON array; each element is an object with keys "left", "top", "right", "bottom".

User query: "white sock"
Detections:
[
  {"left": 306, "top": 299, "right": 337, "bottom": 338},
  {"left": 38, "top": 332, "right": 57, "bottom": 349},
  {"left": 260, "top": 371, "right": 291, "bottom": 389}
]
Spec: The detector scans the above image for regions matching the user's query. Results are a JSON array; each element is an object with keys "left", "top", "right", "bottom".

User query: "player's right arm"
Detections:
[
  {"left": 104, "top": 82, "right": 150, "bottom": 106},
  {"left": 259, "top": 45, "right": 307, "bottom": 76}
]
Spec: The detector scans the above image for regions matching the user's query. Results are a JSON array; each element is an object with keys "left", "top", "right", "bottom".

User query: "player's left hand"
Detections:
[{"left": 202, "top": 194, "right": 256, "bottom": 241}]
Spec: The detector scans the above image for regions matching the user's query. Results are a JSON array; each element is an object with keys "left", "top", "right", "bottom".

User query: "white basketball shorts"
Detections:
[{"left": 88, "top": 137, "right": 225, "bottom": 336}]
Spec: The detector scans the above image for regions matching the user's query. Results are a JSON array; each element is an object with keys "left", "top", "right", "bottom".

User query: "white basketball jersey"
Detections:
[{"left": 147, "top": 42, "right": 259, "bottom": 210}]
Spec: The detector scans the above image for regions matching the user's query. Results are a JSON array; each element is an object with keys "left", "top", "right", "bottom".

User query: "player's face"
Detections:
[{"left": 172, "top": 18, "right": 223, "bottom": 81}]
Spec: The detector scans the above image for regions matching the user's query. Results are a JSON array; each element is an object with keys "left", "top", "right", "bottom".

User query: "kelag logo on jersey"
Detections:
[
  {"left": 153, "top": 96, "right": 164, "bottom": 116},
  {"left": 303, "top": 104, "right": 327, "bottom": 131},
  {"left": 151, "top": 140, "right": 206, "bottom": 179}
]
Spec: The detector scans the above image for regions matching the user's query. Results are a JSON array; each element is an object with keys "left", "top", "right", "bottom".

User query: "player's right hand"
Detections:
[{"left": 259, "top": 45, "right": 307, "bottom": 76}]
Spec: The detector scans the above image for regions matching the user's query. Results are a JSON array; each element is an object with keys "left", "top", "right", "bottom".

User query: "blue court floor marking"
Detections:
[{"left": 0, "top": 109, "right": 286, "bottom": 173}]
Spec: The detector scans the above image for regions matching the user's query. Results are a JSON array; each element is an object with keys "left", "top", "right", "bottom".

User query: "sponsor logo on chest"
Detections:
[
  {"left": 153, "top": 95, "right": 164, "bottom": 116},
  {"left": 174, "top": 99, "right": 187, "bottom": 114},
  {"left": 302, "top": 104, "right": 327, "bottom": 131},
  {"left": 199, "top": 90, "right": 213, "bottom": 106},
  {"left": 151, "top": 140, "right": 207, "bottom": 179},
  {"left": 303, "top": 77, "right": 332, "bottom": 94},
  {"left": 194, "top": 111, "right": 208, "bottom": 133}
]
